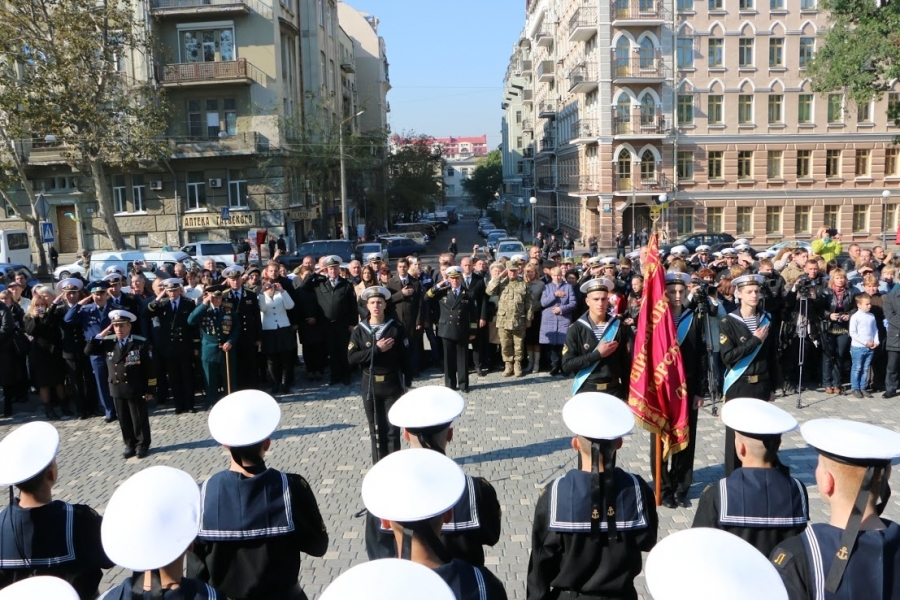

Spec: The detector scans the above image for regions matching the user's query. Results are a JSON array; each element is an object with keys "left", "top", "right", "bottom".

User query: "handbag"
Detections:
[{"left": 11, "top": 329, "right": 31, "bottom": 356}]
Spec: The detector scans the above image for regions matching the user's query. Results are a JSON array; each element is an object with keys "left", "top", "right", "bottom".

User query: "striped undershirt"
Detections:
[
  {"left": 741, "top": 315, "right": 759, "bottom": 333},
  {"left": 593, "top": 322, "right": 608, "bottom": 341}
]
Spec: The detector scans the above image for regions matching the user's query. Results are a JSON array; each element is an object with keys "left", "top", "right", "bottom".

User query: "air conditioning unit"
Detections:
[
  {"left": 149, "top": 180, "right": 163, "bottom": 191},
  {"left": 209, "top": 178, "right": 223, "bottom": 188}
]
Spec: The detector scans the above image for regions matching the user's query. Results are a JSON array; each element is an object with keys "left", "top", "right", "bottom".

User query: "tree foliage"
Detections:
[
  {"left": 462, "top": 150, "right": 503, "bottom": 212},
  {"left": 387, "top": 133, "right": 443, "bottom": 221},
  {"left": 807, "top": 0, "right": 900, "bottom": 129},
  {"left": 0, "top": 0, "right": 169, "bottom": 252}
]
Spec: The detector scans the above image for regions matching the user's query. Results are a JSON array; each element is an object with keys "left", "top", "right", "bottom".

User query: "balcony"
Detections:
[
  {"left": 150, "top": 0, "right": 271, "bottom": 18},
  {"left": 168, "top": 131, "right": 269, "bottom": 158},
  {"left": 522, "top": 176, "right": 535, "bottom": 189},
  {"left": 538, "top": 102, "right": 557, "bottom": 119},
  {"left": 613, "top": 173, "right": 672, "bottom": 194},
  {"left": 569, "top": 7, "right": 598, "bottom": 42},
  {"left": 340, "top": 62, "right": 355, "bottom": 74},
  {"left": 521, "top": 59, "right": 533, "bottom": 74},
  {"left": 23, "top": 141, "right": 71, "bottom": 165},
  {"left": 537, "top": 176, "right": 556, "bottom": 190},
  {"left": 613, "top": 111, "right": 670, "bottom": 136},
  {"left": 523, "top": 147, "right": 534, "bottom": 159},
  {"left": 571, "top": 119, "right": 600, "bottom": 144},
  {"left": 522, "top": 89, "right": 534, "bottom": 105},
  {"left": 536, "top": 60, "right": 555, "bottom": 83},
  {"left": 538, "top": 137, "right": 556, "bottom": 154},
  {"left": 157, "top": 59, "right": 262, "bottom": 88},
  {"left": 568, "top": 63, "right": 598, "bottom": 94},
  {"left": 610, "top": 0, "right": 669, "bottom": 24},
  {"left": 612, "top": 56, "right": 669, "bottom": 83},
  {"left": 536, "top": 30, "right": 554, "bottom": 48},
  {"left": 568, "top": 175, "right": 604, "bottom": 194}
]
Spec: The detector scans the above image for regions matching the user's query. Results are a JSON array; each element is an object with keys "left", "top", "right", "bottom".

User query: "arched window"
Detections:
[
  {"left": 640, "top": 94, "right": 656, "bottom": 126},
  {"left": 616, "top": 96, "right": 632, "bottom": 134},
  {"left": 617, "top": 154, "right": 632, "bottom": 191},
  {"left": 641, "top": 150, "right": 656, "bottom": 182},
  {"left": 616, "top": 38, "right": 631, "bottom": 76},
  {"left": 639, "top": 38, "right": 655, "bottom": 69}
]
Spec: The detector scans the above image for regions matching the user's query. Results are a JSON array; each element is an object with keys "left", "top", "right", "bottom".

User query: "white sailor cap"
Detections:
[
  {"left": 735, "top": 243, "right": 751, "bottom": 253},
  {"left": 669, "top": 245, "right": 689, "bottom": 257},
  {"left": 732, "top": 274, "right": 765, "bottom": 288},
  {"left": 102, "top": 273, "right": 124, "bottom": 283},
  {"left": 755, "top": 252, "right": 770, "bottom": 260},
  {"left": 801, "top": 419, "right": 900, "bottom": 466},
  {"left": 511, "top": 253, "right": 527, "bottom": 263},
  {"left": 163, "top": 278, "right": 183, "bottom": 290},
  {"left": 388, "top": 386, "right": 465, "bottom": 430},
  {"left": 0, "top": 576, "right": 79, "bottom": 600},
  {"left": 586, "top": 256, "right": 603, "bottom": 268},
  {"left": 720, "top": 398, "right": 798, "bottom": 436},
  {"left": 626, "top": 251, "right": 640, "bottom": 260},
  {"left": 720, "top": 248, "right": 737, "bottom": 257},
  {"left": 367, "top": 252, "right": 383, "bottom": 263},
  {"left": 665, "top": 271, "right": 692, "bottom": 286},
  {"left": 105, "top": 265, "right": 125, "bottom": 276},
  {"left": 579, "top": 277, "right": 614, "bottom": 295},
  {"left": 645, "top": 528, "right": 787, "bottom": 600},
  {"left": 222, "top": 265, "right": 244, "bottom": 279},
  {"left": 695, "top": 245, "right": 711, "bottom": 253},
  {"left": 445, "top": 266, "right": 463, "bottom": 278},
  {"left": 562, "top": 392, "right": 635, "bottom": 440},
  {"left": 208, "top": 390, "right": 281, "bottom": 447},
  {"left": 323, "top": 255, "right": 342, "bottom": 267},
  {"left": 320, "top": 559, "right": 455, "bottom": 600},
  {"left": 733, "top": 238, "right": 750, "bottom": 247},
  {"left": 360, "top": 286, "right": 392, "bottom": 302},
  {"left": 0, "top": 422, "right": 59, "bottom": 487},
  {"left": 362, "top": 449, "right": 465, "bottom": 523},
  {"left": 712, "top": 251, "right": 724, "bottom": 260},
  {"left": 600, "top": 256, "right": 619, "bottom": 267},
  {"left": 101, "top": 466, "right": 200, "bottom": 572},
  {"left": 56, "top": 278, "right": 83, "bottom": 293},
  {"left": 109, "top": 309, "right": 137, "bottom": 324}
]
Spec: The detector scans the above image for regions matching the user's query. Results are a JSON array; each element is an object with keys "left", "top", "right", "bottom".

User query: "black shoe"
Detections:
[
  {"left": 675, "top": 494, "right": 690, "bottom": 508},
  {"left": 135, "top": 448, "right": 148, "bottom": 459},
  {"left": 852, "top": 390, "right": 864, "bottom": 399},
  {"left": 174, "top": 409, "right": 184, "bottom": 415},
  {"left": 122, "top": 448, "right": 136, "bottom": 459},
  {"left": 342, "top": 378, "right": 351, "bottom": 386},
  {"left": 60, "top": 406, "right": 74, "bottom": 417},
  {"left": 477, "top": 369, "right": 487, "bottom": 376},
  {"left": 884, "top": 391, "right": 897, "bottom": 399},
  {"left": 864, "top": 390, "right": 874, "bottom": 398},
  {"left": 549, "top": 367, "right": 561, "bottom": 376},
  {"left": 661, "top": 494, "right": 677, "bottom": 509},
  {"left": 44, "top": 406, "right": 60, "bottom": 420},
  {"left": 105, "top": 415, "right": 118, "bottom": 423},
  {"left": 460, "top": 387, "right": 469, "bottom": 393}
]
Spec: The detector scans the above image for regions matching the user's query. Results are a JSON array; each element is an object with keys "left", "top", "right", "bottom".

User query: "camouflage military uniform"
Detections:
[{"left": 485, "top": 275, "right": 534, "bottom": 376}]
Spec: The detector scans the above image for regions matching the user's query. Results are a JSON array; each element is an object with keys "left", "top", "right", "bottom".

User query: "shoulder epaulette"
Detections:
[
  {"left": 103, "top": 335, "right": 117, "bottom": 340},
  {"left": 133, "top": 335, "right": 147, "bottom": 342}
]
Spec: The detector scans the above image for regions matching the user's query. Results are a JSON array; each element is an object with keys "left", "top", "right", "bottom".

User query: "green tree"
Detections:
[
  {"left": 462, "top": 149, "right": 503, "bottom": 212},
  {"left": 807, "top": 0, "right": 900, "bottom": 129},
  {"left": 0, "top": 0, "right": 169, "bottom": 254},
  {"left": 387, "top": 133, "right": 443, "bottom": 221}
]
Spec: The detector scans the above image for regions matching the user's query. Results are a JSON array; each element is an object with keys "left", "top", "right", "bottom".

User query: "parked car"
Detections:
[
  {"left": 276, "top": 239, "right": 359, "bottom": 271},
  {"left": 659, "top": 233, "right": 736, "bottom": 258},
  {"left": 88, "top": 250, "right": 194, "bottom": 281},
  {"left": 356, "top": 242, "right": 389, "bottom": 263},
  {"left": 486, "top": 230, "right": 509, "bottom": 252},
  {"left": 494, "top": 239, "right": 526, "bottom": 261},
  {"left": 383, "top": 236, "right": 427, "bottom": 257},
  {"left": 54, "top": 258, "right": 89, "bottom": 281},
  {"left": 384, "top": 232, "right": 428, "bottom": 247},
  {"left": 0, "top": 229, "right": 31, "bottom": 266},
  {"left": 478, "top": 221, "right": 496, "bottom": 236},
  {"left": 0, "top": 264, "right": 38, "bottom": 289},
  {"left": 764, "top": 240, "right": 812, "bottom": 255},
  {"left": 180, "top": 242, "right": 241, "bottom": 270}
]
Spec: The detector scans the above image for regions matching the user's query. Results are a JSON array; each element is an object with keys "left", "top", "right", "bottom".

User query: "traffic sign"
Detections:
[
  {"left": 221, "top": 207, "right": 231, "bottom": 222},
  {"left": 35, "top": 193, "right": 50, "bottom": 220},
  {"left": 41, "top": 221, "right": 54, "bottom": 244}
]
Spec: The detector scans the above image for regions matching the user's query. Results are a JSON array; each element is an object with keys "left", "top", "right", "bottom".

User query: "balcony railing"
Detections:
[
  {"left": 522, "top": 176, "right": 535, "bottom": 188},
  {"left": 150, "top": 0, "right": 271, "bottom": 18},
  {"left": 537, "top": 176, "right": 556, "bottom": 189},
  {"left": 612, "top": 56, "right": 669, "bottom": 80},
  {"left": 538, "top": 137, "right": 556, "bottom": 153},
  {"left": 610, "top": 0, "right": 669, "bottom": 21},
  {"left": 568, "top": 7, "right": 598, "bottom": 42},
  {"left": 523, "top": 147, "right": 534, "bottom": 158},
  {"left": 613, "top": 173, "right": 672, "bottom": 193},
  {"left": 157, "top": 58, "right": 263, "bottom": 86},
  {"left": 568, "top": 63, "right": 598, "bottom": 93},
  {"left": 536, "top": 30, "right": 554, "bottom": 48},
  {"left": 168, "top": 131, "right": 268, "bottom": 157},
  {"left": 572, "top": 175, "right": 603, "bottom": 193},
  {"left": 571, "top": 119, "right": 601, "bottom": 142},
  {"left": 522, "top": 89, "right": 534, "bottom": 104},
  {"left": 612, "top": 111, "right": 670, "bottom": 135}
]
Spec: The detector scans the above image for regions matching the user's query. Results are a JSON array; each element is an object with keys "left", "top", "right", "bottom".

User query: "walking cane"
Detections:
[{"left": 224, "top": 348, "right": 232, "bottom": 395}]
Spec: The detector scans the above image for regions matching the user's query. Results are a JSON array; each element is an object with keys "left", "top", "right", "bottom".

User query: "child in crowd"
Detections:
[{"left": 849, "top": 292, "right": 879, "bottom": 398}]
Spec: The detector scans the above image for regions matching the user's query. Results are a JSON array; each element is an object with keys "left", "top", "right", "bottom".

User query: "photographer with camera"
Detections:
[
  {"left": 781, "top": 260, "right": 827, "bottom": 395},
  {"left": 811, "top": 225, "right": 843, "bottom": 262}
]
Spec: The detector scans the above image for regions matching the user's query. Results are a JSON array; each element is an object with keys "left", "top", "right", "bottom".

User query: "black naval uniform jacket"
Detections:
[
  {"left": 719, "top": 310, "right": 780, "bottom": 399},
  {"left": 526, "top": 468, "right": 658, "bottom": 600},
  {"left": 434, "top": 558, "right": 508, "bottom": 600},
  {"left": 561, "top": 313, "right": 632, "bottom": 398},
  {"left": 428, "top": 284, "right": 479, "bottom": 342},
  {"left": 85, "top": 335, "right": 157, "bottom": 398},
  {"left": 692, "top": 467, "right": 809, "bottom": 558},
  {"left": 191, "top": 469, "right": 328, "bottom": 600},
  {"left": 223, "top": 287, "right": 263, "bottom": 347},
  {"left": 348, "top": 319, "right": 413, "bottom": 400},
  {"left": 365, "top": 473, "right": 502, "bottom": 567},
  {"left": 99, "top": 577, "right": 222, "bottom": 599},
  {"left": 146, "top": 296, "right": 198, "bottom": 356},
  {"left": 0, "top": 499, "right": 114, "bottom": 600},
  {"left": 677, "top": 309, "right": 710, "bottom": 401}
]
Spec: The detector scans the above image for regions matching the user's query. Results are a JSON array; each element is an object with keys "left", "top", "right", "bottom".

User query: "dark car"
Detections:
[
  {"left": 383, "top": 236, "right": 427, "bottom": 257},
  {"left": 276, "top": 240, "right": 358, "bottom": 271},
  {"left": 659, "top": 233, "right": 736, "bottom": 258},
  {"left": 0, "top": 264, "right": 39, "bottom": 289}
]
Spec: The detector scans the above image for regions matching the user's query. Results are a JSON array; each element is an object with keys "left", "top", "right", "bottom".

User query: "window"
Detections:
[
  {"left": 136, "top": 235, "right": 150, "bottom": 250},
  {"left": 319, "top": 52, "right": 326, "bottom": 87},
  {"left": 738, "top": 150, "right": 754, "bottom": 179},
  {"left": 799, "top": 38, "right": 815, "bottom": 68},
  {"left": 446, "top": 167, "right": 454, "bottom": 177},
  {"left": 766, "top": 206, "right": 782, "bottom": 233},
  {"left": 708, "top": 95, "right": 723, "bottom": 125},
  {"left": 677, "top": 0, "right": 694, "bottom": 9},
  {"left": 317, "top": 0, "right": 324, "bottom": 25},
  {"left": 801, "top": 0, "right": 815, "bottom": 8},
  {"left": 797, "top": 150, "right": 812, "bottom": 178},
  {"left": 677, "top": 37, "right": 694, "bottom": 68},
  {"left": 186, "top": 171, "right": 206, "bottom": 210},
  {"left": 736, "top": 207, "right": 753, "bottom": 234},
  {"left": 798, "top": 94, "right": 813, "bottom": 124},
  {"left": 857, "top": 102, "right": 871, "bottom": 123},
  {"left": 205, "top": 99, "right": 219, "bottom": 138},
  {"left": 708, "top": 151, "right": 723, "bottom": 179},
  {"left": 329, "top": 60, "right": 335, "bottom": 92},
  {"left": 768, "top": 94, "right": 783, "bottom": 124},
  {"left": 674, "top": 208, "right": 693, "bottom": 234},
  {"left": 188, "top": 100, "right": 202, "bottom": 138},
  {"left": 826, "top": 150, "right": 841, "bottom": 178},
  {"left": 616, "top": 155, "right": 632, "bottom": 191},
  {"left": 677, "top": 94, "right": 694, "bottom": 125},
  {"left": 738, "top": 95, "right": 753, "bottom": 124},
  {"left": 709, "top": 0, "right": 723, "bottom": 7},
  {"left": 769, "top": 38, "right": 784, "bottom": 67},
  {"left": 852, "top": 206, "right": 868, "bottom": 232},
  {"left": 770, "top": 0, "right": 784, "bottom": 8},
  {"left": 794, "top": 206, "right": 811, "bottom": 233},
  {"left": 824, "top": 205, "right": 839, "bottom": 228},
  {"left": 890, "top": 93, "right": 900, "bottom": 121},
  {"left": 739, "top": 0, "right": 754, "bottom": 9},
  {"left": 113, "top": 175, "right": 127, "bottom": 213},
  {"left": 855, "top": 149, "right": 870, "bottom": 177},
  {"left": 707, "top": 207, "right": 724, "bottom": 232},
  {"left": 886, "top": 205, "right": 899, "bottom": 235},
  {"left": 228, "top": 170, "right": 248, "bottom": 208},
  {"left": 739, "top": 39, "right": 754, "bottom": 67},
  {"left": 677, "top": 151, "right": 694, "bottom": 181},
  {"left": 132, "top": 175, "right": 145, "bottom": 212},
  {"left": 224, "top": 98, "right": 237, "bottom": 135},
  {"left": 325, "top": 0, "right": 334, "bottom": 36},
  {"left": 640, "top": 150, "right": 656, "bottom": 181},
  {"left": 708, "top": 39, "right": 723, "bottom": 67},
  {"left": 887, "top": 148, "right": 900, "bottom": 177},
  {"left": 180, "top": 28, "right": 235, "bottom": 63},
  {"left": 767, "top": 151, "right": 783, "bottom": 178},
  {"left": 516, "top": 136, "right": 523, "bottom": 149},
  {"left": 827, "top": 94, "right": 843, "bottom": 123}
]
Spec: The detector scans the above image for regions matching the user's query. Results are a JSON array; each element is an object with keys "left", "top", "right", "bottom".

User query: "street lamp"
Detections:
[
  {"left": 883, "top": 189, "right": 893, "bottom": 248},
  {"left": 529, "top": 196, "right": 537, "bottom": 242},
  {"left": 340, "top": 109, "right": 365, "bottom": 241},
  {"left": 657, "top": 193, "right": 668, "bottom": 240}
]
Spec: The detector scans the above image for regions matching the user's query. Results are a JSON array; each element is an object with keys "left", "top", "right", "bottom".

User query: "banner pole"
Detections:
[{"left": 655, "top": 434, "right": 662, "bottom": 506}]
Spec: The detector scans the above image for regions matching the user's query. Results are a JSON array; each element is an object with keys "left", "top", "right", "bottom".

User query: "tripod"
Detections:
[
  {"left": 794, "top": 291, "right": 812, "bottom": 409},
  {"left": 697, "top": 297, "right": 721, "bottom": 416}
]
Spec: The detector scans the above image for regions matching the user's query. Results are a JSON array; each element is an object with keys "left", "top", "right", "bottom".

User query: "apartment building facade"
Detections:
[{"left": 503, "top": 0, "right": 899, "bottom": 248}]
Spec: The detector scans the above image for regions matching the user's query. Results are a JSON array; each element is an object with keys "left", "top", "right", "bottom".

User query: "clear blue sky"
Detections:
[{"left": 346, "top": 0, "right": 524, "bottom": 149}]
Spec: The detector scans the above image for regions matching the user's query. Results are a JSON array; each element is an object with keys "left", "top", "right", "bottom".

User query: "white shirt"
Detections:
[{"left": 849, "top": 310, "right": 879, "bottom": 348}]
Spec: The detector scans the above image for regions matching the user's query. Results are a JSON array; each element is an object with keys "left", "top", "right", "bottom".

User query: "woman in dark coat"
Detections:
[
  {"left": 295, "top": 265, "right": 328, "bottom": 381},
  {"left": 23, "top": 292, "right": 68, "bottom": 418},
  {"left": 0, "top": 290, "right": 29, "bottom": 416}
]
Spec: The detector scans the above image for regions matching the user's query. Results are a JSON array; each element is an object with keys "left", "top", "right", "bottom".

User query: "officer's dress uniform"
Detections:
[
  {"left": 0, "top": 499, "right": 113, "bottom": 599},
  {"left": 561, "top": 313, "right": 632, "bottom": 398},
  {"left": 461, "top": 272, "right": 490, "bottom": 373},
  {"left": 348, "top": 317, "right": 413, "bottom": 461},
  {"left": 106, "top": 291, "right": 143, "bottom": 335},
  {"left": 187, "top": 304, "right": 240, "bottom": 403},
  {"left": 85, "top": 333, "right": 156, "bottom": 455},
  {"left": 65, "top": 299, "right": 116, "bottom": 420},
  {"left": 191, "top": 468, "right": 328, "bottom": 600},
  {"left": 147, "top": 296, "right": 198, "bottom": 413},
  {"left": 428, "top": 282, "right": 478, "bottom": 392},
  {"left": 223, "top": 285, "right": 263, "bottom": 390},
  {"left": 55, "top": 302, "right": 95, "bottom": 418},
  {"left": 301, "top": 272, "right": 357, "bottom": 385}
]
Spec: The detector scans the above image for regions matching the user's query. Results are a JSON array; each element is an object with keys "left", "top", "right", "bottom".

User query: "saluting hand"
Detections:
[{"left": 78, "top": 295, "right": 94, "bottom": 306}]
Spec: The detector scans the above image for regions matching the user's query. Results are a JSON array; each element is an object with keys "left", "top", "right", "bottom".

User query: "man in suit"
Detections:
[
  {"left": 222, "top": 265, "right": 263, "bottom": 390},
  {"left": 147, "top": 278, "right": 199, "bottom": 414},
  {"left": 65, "top": 280, "right": 117, "bottom": 422},
  {"left": 426, "top": 267, "right": 477, "bottom": 392},
  {"left": 188, "top": 284, "right": 241, "bottom": 404},
  {"left": 85, "top": 310, "right": 157, "bottom": 459},
  {"left": 387, "top": 258, "right": 425, "bottom": 377},
  {"left": 459, "top": 256, "right": 488, "bottom": 375}
]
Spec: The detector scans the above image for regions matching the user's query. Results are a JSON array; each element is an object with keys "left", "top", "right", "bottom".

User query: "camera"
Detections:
[
  {"left": 795, "top": 275, "right": 813, "bottom": 296},
  {"left": 691, "top": 278, "right": 710, "bottom": 306},
  {"left": 826, "top": 228, "right": 838, "bottom": 237}
]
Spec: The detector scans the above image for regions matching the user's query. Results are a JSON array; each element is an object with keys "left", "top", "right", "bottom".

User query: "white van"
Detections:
[
  {"left": 88, "top": 250, "right": 195, "bottom": 281},
  {"left": 0, "top": 229, "right": 32, "bottom": 266}
]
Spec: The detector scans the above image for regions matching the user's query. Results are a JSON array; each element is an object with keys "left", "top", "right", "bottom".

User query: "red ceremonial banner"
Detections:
[{"left": 626, "top": 233, "right": 690, "bottom": 461}]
